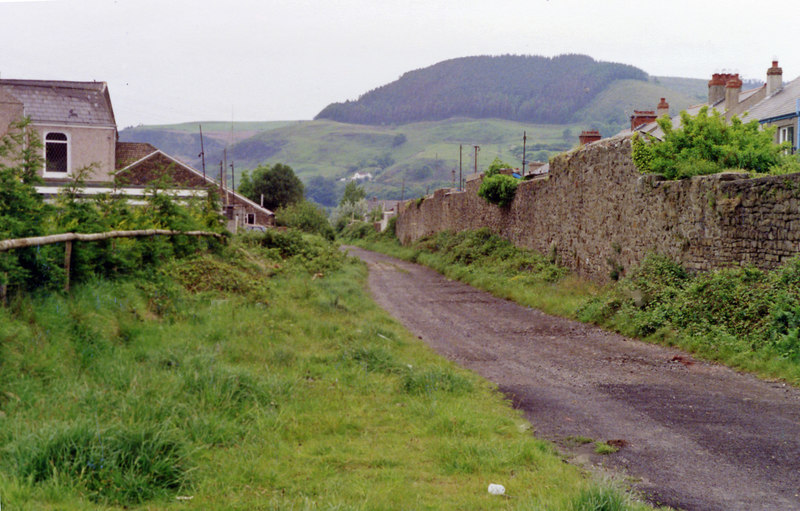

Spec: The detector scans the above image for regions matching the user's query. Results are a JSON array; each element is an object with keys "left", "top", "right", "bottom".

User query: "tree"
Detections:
[
  {"left": 485, "top": 156, "right": 513, "bottom": 177},
  {"left": 238, "top": 163, "right": 304, "bottom": 211},
  {"left": 340, "top": 181, "right": 366, "bottom": 206}
]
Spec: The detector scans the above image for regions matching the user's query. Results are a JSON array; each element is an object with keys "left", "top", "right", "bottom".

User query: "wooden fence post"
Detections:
[
  {"left": 1, "top": 272, "right": 6, "bottom": 306},
  {"left": 64, "top": 240, "right": 72, "bottom": 293}
]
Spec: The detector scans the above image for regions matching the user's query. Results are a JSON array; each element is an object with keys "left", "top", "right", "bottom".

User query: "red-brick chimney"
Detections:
[
  {"left": 708, "top": 73, "right": 727, "bottom": 104},
  {"left": 630, "top": 110, "right": 657, "bottom": 130},
  {"left": 767, "top": 60, "right": 783, "bottom": 96},
  {"left": 656, "top": 97, "right": 669, "bottom": 118},
  {"left": 579, "top": 130, "right": 601, "bottom": 145},
  {"left": 725, "top": 74, "right": 742, "bottom": 111}
]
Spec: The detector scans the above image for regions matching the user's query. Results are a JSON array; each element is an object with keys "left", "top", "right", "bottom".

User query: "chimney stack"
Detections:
[
  {"left": 579, "top": 130, "right": 601, "bottom": 145},
  {"left": 708, "top": 73, "right": 727, "bottom": 104},
  {"left": 724, "top": 74, "right": 742, "bottom": 112},
  {"left": 657, "top": 97, "right": 669, "bottom": 118},
  {"left": 767, "top": 60, "right": 783, "bottom": 96},
  {"left": 630, "top": 110, "right": 657, "bottom": 131}
]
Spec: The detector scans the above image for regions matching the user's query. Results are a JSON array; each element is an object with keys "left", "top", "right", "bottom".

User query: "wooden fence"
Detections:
[{"left": 0, "top": 229, "right": 225, "bottom": 295}]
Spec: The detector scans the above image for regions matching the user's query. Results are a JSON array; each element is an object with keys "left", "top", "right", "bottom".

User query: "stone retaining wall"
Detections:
[{"left": 396, "top": 135, "right": 800, "bottom": 280}]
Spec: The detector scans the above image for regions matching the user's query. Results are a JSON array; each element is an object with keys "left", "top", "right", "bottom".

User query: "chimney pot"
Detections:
[
  {"left": 657, "top": 97, "right": 669, "bottom": 118},
  {"left": 767, "top": 60, "right": 783, "bottom": 95}
]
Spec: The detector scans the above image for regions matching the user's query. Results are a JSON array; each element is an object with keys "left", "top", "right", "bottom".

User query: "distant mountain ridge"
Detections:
[{"left": 315, "top": 54, "right": 650, "bottom": 125}]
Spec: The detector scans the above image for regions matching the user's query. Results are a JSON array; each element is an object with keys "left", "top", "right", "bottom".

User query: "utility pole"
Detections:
[
  {"left": 219, "top": 160, "right": 226, "bottom": 205},
  {"left": 223, "top": 148, "right": 229, "bottom": 205},
  {"left": 473, "top": 145, "right": 480, "bottom": 175},
  {"left": 459, "top": 144, "right": 463, "bottom": 191},
  {"left": 230, "top": 161, "right": 236, "bottom": 192},
  {"left": 198, "top": 124, "right": 206, "bottom": 181},
  {"left": 521, "top": 131, "right": 527, "bottom": 176},
  {"left": 400, "top": 178, "right": 405, "bottom": 202}
]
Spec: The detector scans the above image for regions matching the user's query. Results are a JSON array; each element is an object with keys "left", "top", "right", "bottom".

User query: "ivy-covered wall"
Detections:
[{"left": 396, "top": 136, "right": 800, "bottom": 280}]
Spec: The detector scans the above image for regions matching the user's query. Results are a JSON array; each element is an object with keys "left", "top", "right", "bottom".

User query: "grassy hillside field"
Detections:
[
  {"left": 0, "top": 232, "right": 656, "bottom": 510},
  {"left": 119, "top": 74, "right": 709, "bottom": 203}
]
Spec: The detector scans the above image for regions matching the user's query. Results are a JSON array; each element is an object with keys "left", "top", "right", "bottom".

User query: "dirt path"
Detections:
[{"left": 345, "top": 247, "right": 800, "bottom": 511}]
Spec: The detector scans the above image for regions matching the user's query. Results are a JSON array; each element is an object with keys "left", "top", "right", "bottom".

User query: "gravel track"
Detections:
[{"left": 346, "top": 246, "right": 800, "bottom": 511}]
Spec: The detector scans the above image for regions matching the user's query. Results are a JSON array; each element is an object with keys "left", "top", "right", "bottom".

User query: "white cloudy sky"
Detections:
[{"left": 1, "top": 0, "right": 796, "bottom": 127}]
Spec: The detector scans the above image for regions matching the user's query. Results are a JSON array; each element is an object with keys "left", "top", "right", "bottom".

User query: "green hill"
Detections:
[
  {"left": 119, "top": 57, "right": 716, "bottom": 204},
  {"left": 316, "top": 54, "right": 648, "bottom": 125},
  {"left": 574, "top": 77, "right": 707, "bottom": 130}
]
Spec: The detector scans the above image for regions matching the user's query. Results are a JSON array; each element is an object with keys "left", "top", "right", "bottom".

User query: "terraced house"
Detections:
[{"left": 0, "top": 78, "right": 273, "bottom": 229}]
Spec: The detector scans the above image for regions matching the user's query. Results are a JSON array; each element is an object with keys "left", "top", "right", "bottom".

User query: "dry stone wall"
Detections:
[{"left": 396, "top": 136, "right": 800, "bottom": 280}]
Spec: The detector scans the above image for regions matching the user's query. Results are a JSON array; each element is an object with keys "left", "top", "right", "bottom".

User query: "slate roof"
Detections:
[
  {"left": 743, "top": 76, "right": 800, "bottom": 122},
  {"left": 0, "top": 79, "right": 116, "bottom": 128},
  {"left": 115, "top": 142, "right": 158, "bottom": 170}
]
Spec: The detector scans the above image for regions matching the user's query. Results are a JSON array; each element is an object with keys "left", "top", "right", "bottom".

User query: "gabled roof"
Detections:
[
  {"left": 743, "top": 75, "right": 800, "bottom": 123},
  {"left": 115, "top": 142, "right": 159, "bottom": 170},
  {"left": 0, "top": 79, "right": 116, "bottom": 128},
  {"left": 115, "top": 145, "right": 274, "bottom": 217}
]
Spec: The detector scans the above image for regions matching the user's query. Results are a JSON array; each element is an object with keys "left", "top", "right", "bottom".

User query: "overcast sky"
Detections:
[{"left": 1, "top": 0, "right": 797, "bottom": 128}]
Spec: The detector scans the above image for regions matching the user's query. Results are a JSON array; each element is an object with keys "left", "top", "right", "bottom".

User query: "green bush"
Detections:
[
  {"left": 632, "top": 106, "right": 787, "bottom": 179},
  {"left": 478, "top": 174, "right": 519, "bottom": 207},
  {"left": 275, "top": 200, "right": 335, "bottom": 241}
]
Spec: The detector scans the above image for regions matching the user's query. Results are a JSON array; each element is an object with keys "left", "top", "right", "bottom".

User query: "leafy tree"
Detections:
[
  {"left": 275, "top": 200, "right": 334, "bottom": 240},
  {"left": 632, "top": 106, "right": 786, "bottom": 179},
  {"left": 340, "top": 181, "right": 366, "bottom": 206},
  {"left": 392, "top": 133, "right": 407, "bottom": 147},
  {"left": 485, "top": 157, "right": 513, "bottom": 177},
  {"left": 305, "top": 175, "right": 339, "bottom": 207},
  {"left": 330, "top": 198, "right": 368, "bottom": 232},
  {"left": 238, "top": 163, "right": 304, "bottom": 211},
  {"left": 0, "top": 119, "right": 56, "bottom": 289}
]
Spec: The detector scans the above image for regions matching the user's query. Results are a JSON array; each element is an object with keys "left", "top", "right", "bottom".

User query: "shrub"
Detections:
[
  {"left": 632, "top": 106, "right": 786, "bottom": 179},
  {"left": 275, "top": 200, "right": 334, "bottom": 240},
  {"left": 478, "top": 174, "right": 518, "bottom": 207}
]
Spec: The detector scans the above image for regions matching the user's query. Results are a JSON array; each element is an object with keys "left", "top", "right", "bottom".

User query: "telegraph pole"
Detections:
[
  {"left": 521, "top": 131, "right": 527, "bottom": 176},
  {"left": 473, "top": 145, "right": 480, "bottom": 174},
  {"left": 198, "top": 124, "right": 206, "bottom": 181},
  {"left": 230, "top": 161, "right": 236, "bottom": 192}
]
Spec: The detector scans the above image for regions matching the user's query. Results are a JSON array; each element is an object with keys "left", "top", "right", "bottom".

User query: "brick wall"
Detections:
[{"left": 396, "top": 135, "right": 800, "bottom": 280}]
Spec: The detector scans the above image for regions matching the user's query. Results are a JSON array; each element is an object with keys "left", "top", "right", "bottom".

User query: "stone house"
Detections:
[{"left": 0, "top": 78, "right": 273, "bottom": 229}]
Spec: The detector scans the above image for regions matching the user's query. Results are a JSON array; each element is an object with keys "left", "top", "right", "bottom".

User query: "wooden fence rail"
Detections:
[{"left": 0, "top": 229, "right": 225, "bottom": 295}]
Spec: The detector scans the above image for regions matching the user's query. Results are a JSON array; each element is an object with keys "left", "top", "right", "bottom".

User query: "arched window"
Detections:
[{"left": 45, "top": 132, "right": 69, "bottom": 173}]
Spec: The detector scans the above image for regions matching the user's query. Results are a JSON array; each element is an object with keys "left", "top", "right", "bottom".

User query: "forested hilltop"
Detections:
[{"left": 316, "top": 54, "right": 649, "bottom": 125}]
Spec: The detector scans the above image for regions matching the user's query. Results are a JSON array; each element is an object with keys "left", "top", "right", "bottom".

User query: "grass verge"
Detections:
[{"left": 0, "top": 230, "right": 654, "bottom": 510}]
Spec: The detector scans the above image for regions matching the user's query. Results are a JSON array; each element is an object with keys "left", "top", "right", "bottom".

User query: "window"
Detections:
[
  {"left": 45, "top": 132, "right": 69, "bottom": 173},
  {"left": 779, "top": 126, "right": 796, "bottom": 154},
  {"left": 246, "top": 213, "right": 256, "bottom": 225}
]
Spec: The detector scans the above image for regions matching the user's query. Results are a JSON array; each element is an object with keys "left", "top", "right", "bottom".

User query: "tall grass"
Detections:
[{"left": 0, "top": 230, "right": 653, "bottom": 510}]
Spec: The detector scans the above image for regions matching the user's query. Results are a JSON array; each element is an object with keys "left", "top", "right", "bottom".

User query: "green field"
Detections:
[
  {"left": 118, "top": 73, "right": 709, "bottom": 203},
  {"left": 0, "top": 232, "right": 655, "bottom": 510}
]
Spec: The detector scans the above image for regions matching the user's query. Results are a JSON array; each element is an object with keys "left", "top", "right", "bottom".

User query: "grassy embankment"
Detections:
[
  {"left": 0, "top": 230, "right": 654, "bottom": 510},
  {"left": 343, "top": 225, "right": 800, "bottom": 386}
]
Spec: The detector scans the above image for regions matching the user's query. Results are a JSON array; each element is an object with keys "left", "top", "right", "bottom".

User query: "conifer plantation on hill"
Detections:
[{"left": 315, "top": 54, "right": 648, "bottom": 125}]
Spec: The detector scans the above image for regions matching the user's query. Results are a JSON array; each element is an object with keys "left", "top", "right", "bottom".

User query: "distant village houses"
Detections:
[
  {"left": 0, "top": 78, "right": 274, "bottom": 230},
  {"left": 615, "top": 60, "right": 799, "bottom": 153}
]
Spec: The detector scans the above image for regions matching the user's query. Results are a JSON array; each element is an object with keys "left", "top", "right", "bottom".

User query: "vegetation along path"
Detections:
[{"left": 345, "top": 246, "right": 800, "bottom": 511}]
